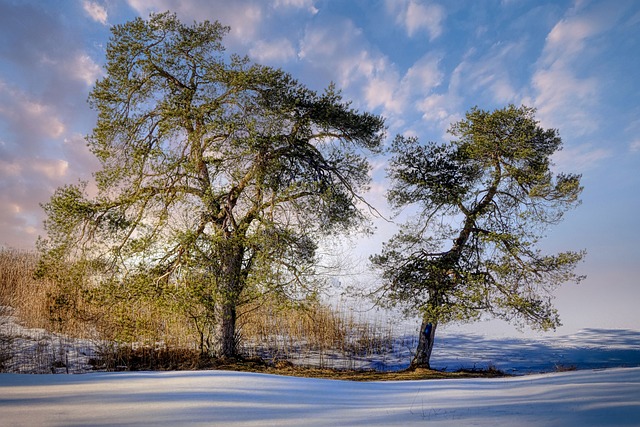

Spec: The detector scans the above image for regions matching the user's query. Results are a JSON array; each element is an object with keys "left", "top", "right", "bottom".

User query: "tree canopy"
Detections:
[
  {"left": 39, "top": 12, "right": 385, "bottom": 358},
  {"left": 371, "top": 105, "right": 585, "bottom": 368}
]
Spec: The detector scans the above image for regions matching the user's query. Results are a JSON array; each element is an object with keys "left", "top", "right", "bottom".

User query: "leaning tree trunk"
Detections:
[{"left": 411, "top": 319, "right": 437, "bottom": 369}]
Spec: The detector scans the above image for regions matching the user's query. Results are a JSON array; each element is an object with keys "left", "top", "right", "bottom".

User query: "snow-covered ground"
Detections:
[
  {"left": 0, "top": 308, "right": 99, "bottom": 374},
  {"left": 1, "top": 367, "right": 639, "bottom": 426},
  {"left": 2, "top": 310, "right": 640, "bottom": 425},
  {"left": 282, "top": 328, "right": 640, "bottom": 374},
  {"left": 430, "top": 328, "right": 640, "bottom": 374},
  {"left": 3, "top": 304, "right": 640, "bottom": 374}
]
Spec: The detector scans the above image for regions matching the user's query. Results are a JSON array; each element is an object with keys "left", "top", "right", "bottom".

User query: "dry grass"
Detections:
[
  {"left": 0, "top": 249, "right": 46, "bottom": 325},
  {"left": 239, "top": 301, "right": 397, "bottom": 367},
  {"left": 0, "top": 249, "right": 509, "bottom": 379},
  {"left": 184, "top": 358, "right": 508, "bottom": 381},
  {"left": 0, "top": 248, "right": 408, "bottom": 373},
  {"left": 0, "top": 249, "right": 94, "bottom": 336}
]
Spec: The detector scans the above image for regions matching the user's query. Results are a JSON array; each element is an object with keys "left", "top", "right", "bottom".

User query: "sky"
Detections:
[{"left": 0, "top": 0, "right": 639, "bottom": 335}]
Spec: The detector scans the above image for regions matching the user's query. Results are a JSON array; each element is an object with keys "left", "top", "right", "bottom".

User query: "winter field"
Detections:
[
  {"left": 0, "top": 366, "right": 639, "bottom": 426},
  {"left": 1, "top": 325, "right": 639, "bottom": 426}
]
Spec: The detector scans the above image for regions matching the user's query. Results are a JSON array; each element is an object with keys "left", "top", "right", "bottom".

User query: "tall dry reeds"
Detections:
[
  {"left": 1, "top": 249, "right": 107, "bottom": 372},
  {"left": 0, "top": 248, "right": 94, "bottom": 336},
  {"left": 239, "top": 301, "right": 397, "bottom": 369},
  {"left": 0, "top": 249, "right": 42, "bottom": 319},
  {"left": 0, "top": 248, "right": 402, "bottom": 371}
]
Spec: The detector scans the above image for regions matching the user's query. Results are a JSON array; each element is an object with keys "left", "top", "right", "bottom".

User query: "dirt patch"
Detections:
[{"left": 90, "top": 349, "right": 509, "bottom": 381}]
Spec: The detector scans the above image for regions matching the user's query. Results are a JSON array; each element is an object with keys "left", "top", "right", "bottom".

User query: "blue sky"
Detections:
[{"left": 0, "top": 0, "right": 638, "bottom": 335}]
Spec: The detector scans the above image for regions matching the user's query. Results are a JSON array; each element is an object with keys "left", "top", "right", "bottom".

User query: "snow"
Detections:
[
  {"left": 1, "top": 367, "right": 639, "bottom": 426},
  {"left": 0, "top": 308, "right": 99, "bottom": 374},
  {"left": 2, "top": 311, "right": 640, "bottom": 425},
  {"left": 255, "top": 328, "right": 640, "bottom": 374},
  {"left": 430, "top": 328, "right": 640, "bottom": 374},
  {"left": 4, "top": 304, "right": 640, "bottom": 374}
]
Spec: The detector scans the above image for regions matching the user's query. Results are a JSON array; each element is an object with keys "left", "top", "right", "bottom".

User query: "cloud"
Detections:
[
  {"left": 83, "top": 1, "right": 108, "bottom": 25},
  {"left": 0, "top": 1, "right": 100, "bottom": 111},
  {"left": 416, "top": 93, "right": 461, "bottom": 137},
  {"left": 299, "top": 18, "right": 383, "bottom": 90},
  {"left": 61, "top": 134, "right": 101, "bottom": 181},
  {"left": 31, "top": 159, "right": 70, "bottom": 180},
  {"left": 0, "top": 158, "right": 22, "bottom": 177},
  {"left": 527, "top": 65, "right": 599, "bottom": 134},
  {"left": 630, "top": 140, "right": 640, "bottom": 153},
  {"left": 373, "top": 53, "right": 443, "bottom": 120},
  {"left": 0, "top": 81, "right": 66, "bottom": 143},
  {"left": 69, "top": 54, "right": 103, "bottom": 86},
  {"left": 299, "top": 18, "right": 400, "bottom": 123},
  {"left": 45, "top": 53, "right": 103, "bottom": 87},
  {"left": 299, "top": 16, "right": 448, "bottom": 131},
  {"left": 126, "top": 0, "right": 264, "bottom": 43},
  {"left": 364, "top": 75, "right": 402, "bottom": 114},
  {"left": 552, "top": 144, "right": 612, "bottom": 172},
  {"left": 527, "top": 2, "right": 629, "bottom": 135},
  {"left": 249, "top": 38, "right": 297, "bottom": 64},
  {"left": 0, "top": 155, "right": 76, "bottom": 249},
  {"left": 460, "top": 42, "right": 524, "bottom": 105},
  {"left": 274, "top": 0, "right": 318, "bottom": 14},
  {"left": 385, "top": 0, "right": 445, "bottom": 40},
  {"left": 0, "top": 3, "right": 103, "bottom": 249},
  {"left": 402, "top": 54, "right": 443, "bottom": 94}
]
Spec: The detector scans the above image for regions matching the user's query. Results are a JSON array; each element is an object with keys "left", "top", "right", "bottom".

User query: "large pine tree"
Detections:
[
  {"left": 372, "top": 105, "right": 585, "bottom": 368},
  {"left": 39, "top": 12, "right": 384, "bottom": 358}
]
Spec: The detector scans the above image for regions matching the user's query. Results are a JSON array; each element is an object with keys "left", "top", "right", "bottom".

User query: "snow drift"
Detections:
[{"left": 1, "top": 367, "right": 639, "bottom": 426}]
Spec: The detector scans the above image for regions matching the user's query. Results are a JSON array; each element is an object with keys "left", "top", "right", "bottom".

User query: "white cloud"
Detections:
[
  {"left": 274, "top": 0, "right": 318, "bottom": 14},
  {"left": 369, "top": 53, "right": 442, "bottom": 118},
  {"left": 299, "top": 16, "right": 448, "bottom": 125},
  {"left": 249, "top": 39, "right": 296, "bottom": 64},
  {"left": 630, "top": 140, "right": 640, "bottom": 153},
  {"left": 528, "top": 2, "right": 628, "bottom": 135},
  {"left": 417, "top": 93, "right": 459, "bottom": 132},
  {"left": 386, "top": 0, "right": 445, "bottom": 40},
  {"left": 527, "top": 65, "right": 598, "bottom": 134},
  {"left": 31, "top": 159, "right": 69, "bottom": 180},
  {"left": 411, "top": 55, "right": 466, "bottom": 135},
  {"left": 227, "top": 4, "right": 263, "bottom": 43},
  {"left": 470, "top": 42, "right": 524, "bottom": 104},
  {"left": 82, "top": 1, "right": 108, "bottom": 25},
  {"left": 0, "top": 82, "right": 65, "bottom": 140},
  {"left": 552, "top": 144, "right": 612, "bottom": 172},
  {"left": 299, "top": 18, "right": 432, "bottom": 120},
  {"left": 402, "top": 54, "right": 443, "bottom": 93},
  {"left": 68, "top": 54, "right": 103, "bottom": 86},
  {"left": 402, "top": 40, "right": 525, "bottom": 135},
  {"left": 126, "top": 0, "right": 264, "bottom": 43},
  {"left": 544, "top": 18, "right": 595, "bottom": 62},
  {"left": 299, "top": 20, "right": 382, "bottom": 89},
  {"left": 364, "top": 75, "right": 402, "bottom": 114}
]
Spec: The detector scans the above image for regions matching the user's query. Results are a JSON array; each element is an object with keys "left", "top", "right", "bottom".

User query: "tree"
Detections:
[
  {"left": 39, "top": 12, "right": 384, "bottom": 358},
  {"left": 371, "top": 105, "right": 585, "bottom": 369}
]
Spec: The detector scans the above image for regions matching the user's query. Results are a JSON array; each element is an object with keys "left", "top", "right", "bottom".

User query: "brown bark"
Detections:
[
  {"left": 211, "top": 240, "right": 245, "bottom": 359},
  {"left": 213, "top": 300, "right": 237, "bottom": 358},
  {"left": 410, "top": 319, "right": 437, "bottom": 369}
]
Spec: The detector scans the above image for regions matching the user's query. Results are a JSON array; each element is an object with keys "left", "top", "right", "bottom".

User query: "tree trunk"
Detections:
[
  {"left": 211, "top": 240, "right": 245, "bottom": 359},
  {"left": 213, "top": 299, "right": 237, "bottom": 359},
  {"left": 410, "top": 319, "right": 437, "bottom": 369}
]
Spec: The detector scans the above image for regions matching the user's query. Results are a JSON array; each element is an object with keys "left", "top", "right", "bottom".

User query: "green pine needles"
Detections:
[
  {"left": 38, "top": 12, "right": 385, "bottom": 359},
  {"left": 371, "top": 105, "right": 585, "bottom": 368}
]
